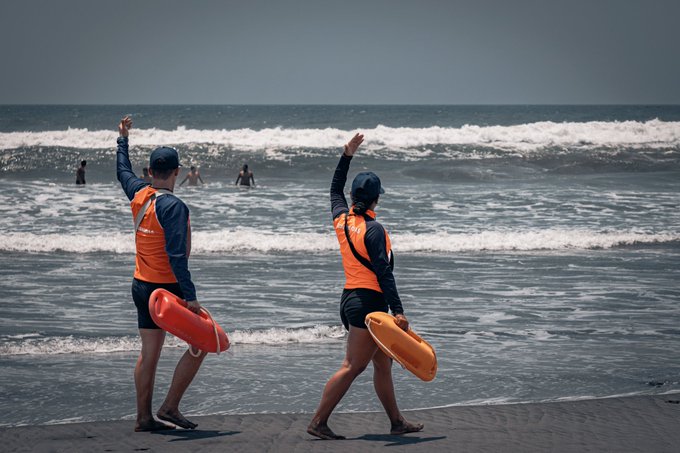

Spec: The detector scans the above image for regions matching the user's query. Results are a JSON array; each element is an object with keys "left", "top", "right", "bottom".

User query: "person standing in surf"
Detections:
[
  {"left": 307, "top": 133, "right": 423, "bottom": 440},
  {"left": 116, "top": 116, "right": 207, "bottom": 432},
  {"left": 234, "top": 164, "right": 255, "bottom": 187},
  {"left": 142, "top": 167, "right": 152, "bottom": 183},
  {"left": 75, "top": 160, "right": 86, "bottom": 185},
  {"left": 179, "top": 166, "right": 205, "bottom": 187}
]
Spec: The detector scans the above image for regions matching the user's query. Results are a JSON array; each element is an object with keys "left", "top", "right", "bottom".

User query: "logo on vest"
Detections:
[
  {"left": 137, "top": 227, "right": 158, "bottom": 234},
  {"left": 336, "top": 222, "right": 361, "bottom": 234}
]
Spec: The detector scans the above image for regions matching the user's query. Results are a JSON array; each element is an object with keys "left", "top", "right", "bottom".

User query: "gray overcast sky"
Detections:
[{"left": 1, "top": 0, "right": 679, "bottom": 104}]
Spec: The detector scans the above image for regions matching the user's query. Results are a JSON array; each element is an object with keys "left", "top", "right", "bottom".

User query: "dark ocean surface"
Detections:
[{"left": 0, "top": 105, "right": 678, "bottom": 426}]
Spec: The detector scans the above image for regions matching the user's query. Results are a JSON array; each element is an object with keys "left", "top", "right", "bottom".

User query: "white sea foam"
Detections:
[
  {"left": 425, "top": 391, "right": 680, "bottom": 410},
  {"left": 0, "top": 335, "right": 141, "bottom": 356},
  {"left": 392, "top": 230, "right": 680, "bottom": 252},
  {"left": 0, "top": 229, "right": 677, "bottom": 254},
  {"left": 478, "top": 312, "right": 518, "bottom": 324},
  {"left": 1, "top": 119, "right": 678, "bottom": 152},
  {"left": 0, "top": 325, "right": 346, "bottom": 356},
  {"left": 230, "top": 325, "right": 345, "bottom": 345}
]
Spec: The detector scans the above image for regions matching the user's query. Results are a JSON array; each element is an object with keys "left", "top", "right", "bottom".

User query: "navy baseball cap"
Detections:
[
  {"left": 351, "top": 171, "right": 385, "bottom": 202},
  {"left": 149, "top": 147, "right": 181, "bottom": 170}
]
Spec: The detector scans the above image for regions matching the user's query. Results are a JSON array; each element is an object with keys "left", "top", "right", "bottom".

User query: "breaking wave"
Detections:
[
  {"left": 0, "top": 229, "right": 677, "bottom": 254},
  {"left": 0, "top": 325, "right": 346, "bottom": 356},
  {"left": 1, "top": 119, "right": 679, "bottom": 153}
]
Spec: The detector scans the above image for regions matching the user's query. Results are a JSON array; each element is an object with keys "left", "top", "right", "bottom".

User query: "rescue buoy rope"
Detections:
[{"left": 188, "top": 306, "right": 221, "bottom": 358}]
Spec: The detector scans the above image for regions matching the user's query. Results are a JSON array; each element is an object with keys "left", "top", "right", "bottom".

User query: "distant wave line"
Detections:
[
  {"left": 0, "top": 229, "right": 678, "bottom": 254},
  {"left": 1, "top": 119, "right": 679, "bottom": 152}
]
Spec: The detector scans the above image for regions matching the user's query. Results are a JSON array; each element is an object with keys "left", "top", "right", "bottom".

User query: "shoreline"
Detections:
[
  {"left": 4, "top": 390, "right": 677, "bottom": 429},
  {"left": 2, "top": 394, "right": 678, "bottom": 452}
]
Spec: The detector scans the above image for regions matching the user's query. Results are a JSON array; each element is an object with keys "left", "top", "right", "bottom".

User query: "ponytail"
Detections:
[
  {"left": 351, "top": 196, "right": 378, "bottom": 215},
  {"left": 353, "top": 201, "right": 368, "bottom": 214}
]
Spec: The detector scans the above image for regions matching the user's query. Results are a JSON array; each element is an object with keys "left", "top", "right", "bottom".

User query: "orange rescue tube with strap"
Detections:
[
  {"left": 149, "top": 288, "right": 229, "bottom": 353},
  {"left": 365, "top": 311, "right": 437, "bottom": 382}
]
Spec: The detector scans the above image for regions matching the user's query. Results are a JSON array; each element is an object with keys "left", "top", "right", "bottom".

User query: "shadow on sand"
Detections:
[
  {"left": 354, "top": 433, "right": 447, "bottom": 447},
  {"left": 152, "top": 429, "right": 241, "bottom": 442}
]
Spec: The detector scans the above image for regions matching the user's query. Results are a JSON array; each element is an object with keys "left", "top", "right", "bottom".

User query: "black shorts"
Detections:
[
  {"left": 340, "top": 288, "right": 388, "bottom": 331},
  {"left": 131, "top": 278, "right": 184, "bottom": 329}
]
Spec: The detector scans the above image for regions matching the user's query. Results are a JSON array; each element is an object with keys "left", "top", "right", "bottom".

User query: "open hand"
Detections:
[
  {"left": 343, "top": 133, "right": 364, "bottom": 157},
  {"left": 118, "top": 116, "right": 132, "bottom": 137}
]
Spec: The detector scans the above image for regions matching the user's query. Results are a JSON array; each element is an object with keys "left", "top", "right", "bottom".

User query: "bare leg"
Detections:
[
  {"left": 157, "top": 348, "right": 207, "bottom": 429},
  {"left": 134, "top": 329, "right": 173, "bottom": 431},
  {"left": 372, "top": 348, "right": 400, "bottom": 422},
  {"left": 308, "top": 327, "right": 377, "bottom": 440},
  {"left": 372, "top": 349, "right": 424, "bottom": 435}
]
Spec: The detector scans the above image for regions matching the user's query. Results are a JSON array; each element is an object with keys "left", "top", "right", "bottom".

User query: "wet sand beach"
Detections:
[{"left": 2, "top": 394, "right": 679, "bottom": 452}]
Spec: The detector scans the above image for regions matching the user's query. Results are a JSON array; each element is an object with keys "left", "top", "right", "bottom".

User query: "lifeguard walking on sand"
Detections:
[
  {"left": 116, "top": 116, "right": 207, "bottom": 432},
  {"left": 307, "top": 133, "right": 423, "bottom": 440}
]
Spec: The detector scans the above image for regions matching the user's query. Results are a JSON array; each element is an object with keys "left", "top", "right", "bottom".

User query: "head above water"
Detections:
[
  {"left": 190, "top": 166, "right": 197, "bottom": 172},
  {"left": 242, "top": 164, "right": 249, "bottom": 172},
  {"left": 80, "top": 160, "right": 87, "bottom": 167}
]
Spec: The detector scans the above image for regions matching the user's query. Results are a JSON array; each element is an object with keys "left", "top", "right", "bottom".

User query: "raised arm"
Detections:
[
  {"left": 330, "top": 133, "right": 364, "bottom": 219},
  {"left": 116, "top": 116, "right": 149, "bottom": 201}
]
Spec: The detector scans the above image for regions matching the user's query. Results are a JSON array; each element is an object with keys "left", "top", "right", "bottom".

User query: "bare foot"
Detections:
[
  {"left": 157, "top": 408, "right": 197, "bottom": 430},
  {"left": 390, "top": 418, "right": 424, "bottom": 435},
  {"left": 134, "top": 419, "right": 175, "bottom": 432},
  {"left": 307, "top": 421, "right": 346, "bottom": 440}
]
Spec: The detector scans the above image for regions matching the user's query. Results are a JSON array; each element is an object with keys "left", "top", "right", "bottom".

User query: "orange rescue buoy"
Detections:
[
  {"left": 365, "top": 311, "right": 437, "bottom": 382},
  {"left": 149, "top": 288, "right": 229, "bottom": 353}
]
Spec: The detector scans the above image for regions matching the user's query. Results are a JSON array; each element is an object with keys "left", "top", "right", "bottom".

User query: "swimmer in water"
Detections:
[
  {"left": 235, "top": 164, "right": 255, "bottom": 187},
  {"left": 76, "top": 160, "right": 87, "bottom": 185},
  {"left": 179, "top": 166, "right": 205, "bottom": 187},
  {"left": 142, "top": 167, "right": 152, "bottom": 183}
]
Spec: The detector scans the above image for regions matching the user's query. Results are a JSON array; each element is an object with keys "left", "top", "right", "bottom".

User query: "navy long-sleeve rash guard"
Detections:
[
  {"left": 116, "top": 136, "right": 197, "bottom": 302},
  {"left": 330, "top": 154, "right": 404, "bottom": 315}
]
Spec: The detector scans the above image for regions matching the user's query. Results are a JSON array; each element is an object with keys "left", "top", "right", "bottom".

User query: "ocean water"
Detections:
[{"left": 0, "top": 105, "right": 679, "bottom": 427}]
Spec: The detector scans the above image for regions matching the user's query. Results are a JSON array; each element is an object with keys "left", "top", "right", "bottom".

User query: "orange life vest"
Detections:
[
  {"left": 333, "top": 207, "right": 392, "bottom": 292},
  {"left": 130, "top": 186, "right": 190, "bottom": 283}
]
